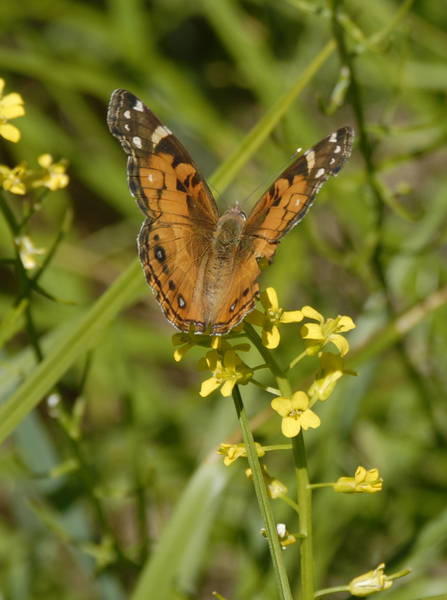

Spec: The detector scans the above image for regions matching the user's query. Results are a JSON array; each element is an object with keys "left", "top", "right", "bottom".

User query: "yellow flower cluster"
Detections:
[
  {"left": 0, "top": 78, "right": 25, "bottom": 143},
  {"left": 0, "top": 80, "right": 69, "bottom": 195}
]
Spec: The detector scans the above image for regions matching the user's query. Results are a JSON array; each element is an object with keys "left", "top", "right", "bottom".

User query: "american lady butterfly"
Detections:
[{"left": 107, "top": 89, "right": 353, "bottom": 335}]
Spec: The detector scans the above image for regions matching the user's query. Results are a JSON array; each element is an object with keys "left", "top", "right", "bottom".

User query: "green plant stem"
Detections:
[
  {"left": 292, "top": 433, "right": 314, "bottom": 599},
  {"left": 232, "top": 385, "right": 293, "bottom": 600}
]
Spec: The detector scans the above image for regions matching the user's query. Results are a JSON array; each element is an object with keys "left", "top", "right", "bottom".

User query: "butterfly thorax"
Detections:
[
  {"left": 195, "top": 208, "right": 246, "bottom": 324},
  {"left": 213, "top": 208, "right": 246, "bottom": 255}
]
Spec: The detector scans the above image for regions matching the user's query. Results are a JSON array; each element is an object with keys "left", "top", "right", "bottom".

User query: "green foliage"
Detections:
[{"left": 0, "top": 0, "right": 447, "bottom": 598}]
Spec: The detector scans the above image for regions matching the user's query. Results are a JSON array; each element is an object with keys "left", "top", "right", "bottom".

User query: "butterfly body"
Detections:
[{"left": 108, "top": 89, "right": 353, "bottom": 335}]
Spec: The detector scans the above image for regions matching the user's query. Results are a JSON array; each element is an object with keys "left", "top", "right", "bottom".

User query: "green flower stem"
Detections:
[
  {"left": 232, "top": 385, "right": 293, "bottom": 600},
  {"left": 243, "top": 323, "right": 315, "bottom": 598},
  {"left": 292, "top": 433, "right": 314, "bottom": 600}
]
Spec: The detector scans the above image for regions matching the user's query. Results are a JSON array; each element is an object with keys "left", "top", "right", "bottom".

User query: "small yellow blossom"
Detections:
[
  {"left": 14, "top": 235, "right": 45, "bottom": 269},
  {"left": 173, "top": 327, "right": 249, "bottom": 362},
  {"left": 308, "top": 352, "right": 358, "bottom": 401},
  {"left": 246, "top": 464, "right": 287, "bottom": 499},
  {"left": 271, "top": 391, "right": 320, "bottom": 438},
  {"left": 334, "top": 466, "right": 383, "bottom": 494},
  {"left": 260, "top": 523, "right": 296, "bottom": 549},
  {"left": 349, "top": 563, "right": 392, "bottom": 596},
  {"left": 30, "top": 154, "right": 69, "bottom": 191},
  {"left": 0, "top": 79, "right": 25, "bottom": 143},
  {"left": 217, "top": 442, "right": 265, "bottom": 466},
  {"left": 244, "top": 287, "right": 303, "bottom": 349},
  {"left": 300, "top": 306, "right": 355, "bottom": 356},
  {"left": 0, "top": 162, "right": 27, "bottom": 194},
  {"left": 198, "top": 349, "right": 253, "bottom": 397}
]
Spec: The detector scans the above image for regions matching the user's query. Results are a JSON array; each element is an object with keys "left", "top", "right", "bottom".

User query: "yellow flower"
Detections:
[
  {"left": 0, "top": 79, "right": 25, "bottom": 142},
  {"left": 30, "top": 154, "right": 69, "bottom": 191},
  {"left": 244, "top": 287, "right": 303, "bottom": 348},
  {"left": 271, "top": 391, "right": 320, "bottom": 438},
  {"left": 173, "top": 327, "right": 249, "bottom": 362},
  {"left": 245, "top": 464, "right": 287, "bottom": 499},
  {"left": 349, "top": 563, "right": 392, "bottom": 596},
  {"left": 300, "top": 306, "right": 355, "bottom": 356},
  {"left": 0, "top": 162, "right": 27, "bottom": 194},
  {"left": 217, "top": 442, "right": 265, "bottom": 466},
  {"left": 308, "top": 352, "right": 358, "bottom": 401},
  {"left": 198, "top": 349, "right": 253, "bottom": 397},
  {"left": 260, "top": 523, "right": 296, "bottom": 549},
  {"left": 334, "top": 467, "right": 383, "bottom": 494},
  {"left": 14, "top": 235, "right": 45, "bottom": 269}
]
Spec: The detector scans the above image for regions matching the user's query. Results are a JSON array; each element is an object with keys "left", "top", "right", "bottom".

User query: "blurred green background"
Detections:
[{"left": 0, "top": 0, "right": 447, "bottom": 598}]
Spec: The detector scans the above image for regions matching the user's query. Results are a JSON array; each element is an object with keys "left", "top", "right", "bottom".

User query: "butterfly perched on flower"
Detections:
[{"left": 107, "top": 89, "right": 353, "bottom": 335}]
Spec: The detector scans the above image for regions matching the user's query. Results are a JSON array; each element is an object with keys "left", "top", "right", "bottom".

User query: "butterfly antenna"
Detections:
[
  {"left": 208, "top": 181, "right": 230, "bottom": 209},
  {"left": 240, "top": 147, "right": 302, "bottom": 208}
]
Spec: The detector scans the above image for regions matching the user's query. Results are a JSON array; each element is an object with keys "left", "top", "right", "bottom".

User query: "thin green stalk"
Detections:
[
  {"left": 292, "top": 434, "right": 314, "bottom": 599},
  {"left": 232, "top": 386, "right": 293, "bottom": 600}
]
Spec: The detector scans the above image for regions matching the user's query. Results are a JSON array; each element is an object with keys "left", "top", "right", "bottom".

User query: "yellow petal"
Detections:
[
  {"left": 280, "top": 310, "right": 303, "bottom": 323},
  {"left": 301, "top": 323, "right": 324, "bottom": 340},
  {"left": 330, "top": 334, "right": 349, "bottom": 356},
  {"left": 221, "top": 380, "right": 236, "bottom": 397},
  {"left": 301, "top": 306, "right": 323, "bottom": 322},
  {"left": 299, "top": 409, "right": 321, "bottom": 430},
  {"left": 271, "top": 397, "right": 292, "bottom": 417},
  {"left": 1, "top": 92, "right": 24, "bottom": 108},
  {"left": 199, "top": 378, "right": 221, "bottom": 397},
  {"left": 260, "top": 287, "right": 279, "bottom": 311},
  {"left": 338, "top": 316, "right": 356, "bottom": 332},
  {"left": 281, "top": 416, "right": 301, "bottom": 438},
  {"left": 290, "top": 391, "right": 309, "bottom": 410},
  {"left": 243, "top": 309, "right": 265, "bottom": 327},
  {"left": 0, "top": 123, "right": 20, "bottom": 142},
  {"left": 1, "top": 103, "right": 25, "bottom": 119},
  {"left": 263, "top": 325, "right": 280, "bottom": 349}
]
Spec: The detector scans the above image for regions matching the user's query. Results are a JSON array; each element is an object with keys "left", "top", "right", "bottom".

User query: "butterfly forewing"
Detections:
[
  {"left": 108, "top": 89, "right": 354, "bottom": 335},
  {"left": 244, "top": 127, "right": 353, "bottom": 242}
]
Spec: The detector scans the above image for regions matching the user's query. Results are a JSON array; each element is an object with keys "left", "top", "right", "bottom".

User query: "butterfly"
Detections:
[{"left": 107, "top": 89, "right": 353, "bottom": 336}]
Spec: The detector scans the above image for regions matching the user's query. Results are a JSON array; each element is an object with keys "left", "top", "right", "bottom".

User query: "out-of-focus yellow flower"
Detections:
[
  {"left": 271, "top": 391, "right": 320, "bottom": 438},
  {"left": 300, "top": 306, "right": 355, "bottom": 356},
  {"left": 0, "top": 79, "right": 25, "bottom": 143},
  {"left": 349, "top": 563, "right": 392, "bottom": 596},
  {"left": 244, "top": 287, "right": 303, "bottom": 348},
  {"left": 246, "top": 463, "right": 287, "bottom": 499},
  {"left": 334, "top": 467, "right": 383, "bottom": 494},
  {"left": 260, "top": 523, "right": 296, "bottom": 549},
  {"left": 14, "top": 235, "right": 45, "bottom": 269},
  {"left": 30, "top": 154, "right": 69, "bottom": 191},
  {"left": 0, "top": 162, "right": 27, "bottom": 194},
  {"left": 217, "top": 442, "right": 265, "bottom": 466},
  {"left": 308, "top": 352, "right": 358, "bottom": 401},
  {"left": 198, "top": 349, "right": 253, "bottom": 397}
]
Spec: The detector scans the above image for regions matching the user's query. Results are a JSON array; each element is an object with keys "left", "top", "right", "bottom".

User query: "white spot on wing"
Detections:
[
  {"left": 305, "top": 149, "right": 315, "bottom": 169},
  {"left": 124, "top": 110, "right": 131, "bottom": 119},
  {"left": 148, "top": 173, "right": 153, "bottom": 182},
  {"left": 329, "top": 132, "right": 337, "bottom": 143},
  {"left": 133, "top": 136, "right": 142, "bottom": 149},
  {"left": 334, "top": 145, "right": 341, "bottom": 154},
  {"left": 316, "top": 168, "right": 325, "bottom": 178},
  {"left": 134, "top": 100, "right": 144, "bottom": 112},
  {"left": 151, "top": 125, "right": 171, "bottom": 146},
  {"left": 330, "top": 157, "right": 335, "bottom": 165},
  {"left": 124, "top": 124, "right": 130, "bottom": 131}
]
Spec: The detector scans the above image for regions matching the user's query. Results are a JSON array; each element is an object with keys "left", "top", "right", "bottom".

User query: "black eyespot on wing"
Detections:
[{"left": 154, "top": 245, "right": 166, "bottom": 263}]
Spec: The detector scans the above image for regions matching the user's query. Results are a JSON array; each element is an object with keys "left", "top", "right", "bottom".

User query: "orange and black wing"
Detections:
[{"left": 107, "top": 89, "right": 219, "bottom": 332}]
